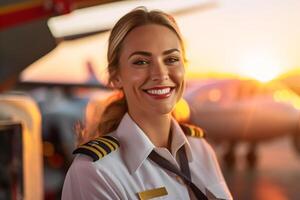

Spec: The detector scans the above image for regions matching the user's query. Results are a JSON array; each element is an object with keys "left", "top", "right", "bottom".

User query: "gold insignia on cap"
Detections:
[
  {"left": 180, "top": 123, "right": 205, "bottom": 138},
  {"left": 137, "top": 187, "right": 168, "bottom": 200},
  {"left": 73, "top": 136, "right": 120, "bottom": 161}
]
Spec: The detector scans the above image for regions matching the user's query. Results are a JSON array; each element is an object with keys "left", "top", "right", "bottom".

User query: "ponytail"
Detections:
[
  {"left": 76, "top": 91, "right": 127, "bottom": 145},
  {"left": 97, "top": 92, "right": 127, "bottom": 135}
]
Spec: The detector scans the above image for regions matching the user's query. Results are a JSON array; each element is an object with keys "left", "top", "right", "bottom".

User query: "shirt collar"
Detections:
[
  {"left": 116, "top": 113, "right": 155, "bottom": 174},
  {"left": 170, "top": 118, "right": 194, "bottom": 162},
  {"left": 115, "top": 113, "right": 193, "bottom": 174}
]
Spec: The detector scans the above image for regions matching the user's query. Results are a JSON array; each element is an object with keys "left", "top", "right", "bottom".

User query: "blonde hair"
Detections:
[{"left": 78, "top": 7, "right": 186, "bottom": 144}]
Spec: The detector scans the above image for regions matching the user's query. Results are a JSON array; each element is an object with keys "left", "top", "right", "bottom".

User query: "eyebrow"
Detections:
[
  {"left": 128, "top": 51, "right": 151, "bottom": 59},
  {"left": 163, "top": 48, "right": 180, "bottom": 55},
  {"left": 128, "top": 48, "right": 180, "bottom": 59}
]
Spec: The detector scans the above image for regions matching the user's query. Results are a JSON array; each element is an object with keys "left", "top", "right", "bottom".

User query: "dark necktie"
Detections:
[{"left": 148, "top": 146, "right": 208, "bottom": 200}]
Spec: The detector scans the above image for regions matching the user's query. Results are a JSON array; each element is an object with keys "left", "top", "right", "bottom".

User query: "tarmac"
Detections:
[{"left": 215, "top": 136, "right": 300, "bottom": 200}]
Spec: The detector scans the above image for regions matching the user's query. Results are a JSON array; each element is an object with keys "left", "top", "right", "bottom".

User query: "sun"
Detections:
[{"left": 238, "top": 54, "right": 283, "bottom": 82}]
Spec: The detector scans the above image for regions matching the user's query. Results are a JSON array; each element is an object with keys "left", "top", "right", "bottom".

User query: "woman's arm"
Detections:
[{"left": 62, "top": 156, "right": 123, "bottom": 200}]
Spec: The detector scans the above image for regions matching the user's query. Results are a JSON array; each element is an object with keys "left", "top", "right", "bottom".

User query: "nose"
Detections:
[{"left": 150, "top": 60, "right": 169, "bottom": 81}]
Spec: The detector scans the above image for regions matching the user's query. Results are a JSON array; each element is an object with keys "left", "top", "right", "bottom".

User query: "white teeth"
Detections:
[{"left": 147, "top": 88, "right": 171, "bottom": 95}]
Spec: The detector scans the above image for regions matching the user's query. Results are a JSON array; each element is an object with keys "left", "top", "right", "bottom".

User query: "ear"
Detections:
[{"left": 112, "top": 75, "right": 123, "bottom": 89}]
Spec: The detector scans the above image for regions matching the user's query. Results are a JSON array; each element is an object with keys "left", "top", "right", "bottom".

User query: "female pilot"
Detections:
[{"left": 62, "top": 7, "right": 232, "bottom": 200}]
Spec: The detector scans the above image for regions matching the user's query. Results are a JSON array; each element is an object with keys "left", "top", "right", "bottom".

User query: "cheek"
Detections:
[
  {"left": 130, "top": 72, "right": 148, "bottom": 83},
  {"left": 171, "top": 66, "right": 185, "bottom": 100},
  {"left": 119, "top": 67, "right": 148, "bottom": 90},
  {"left": 171, "top": 66, "right": 185, "bottom": 84}
]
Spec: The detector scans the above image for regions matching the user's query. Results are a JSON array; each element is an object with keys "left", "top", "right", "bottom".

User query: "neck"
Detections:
[{"left": 128, "top": 111, "right": 172, "bottom": 149}]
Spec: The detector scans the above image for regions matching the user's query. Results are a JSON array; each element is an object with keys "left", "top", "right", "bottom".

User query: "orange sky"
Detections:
[
  {"left": 21, "top": 0, "right": 300, "bottom": 84},
  {"left": 176, "top": 0, "right": 300, "bottom": 81}
]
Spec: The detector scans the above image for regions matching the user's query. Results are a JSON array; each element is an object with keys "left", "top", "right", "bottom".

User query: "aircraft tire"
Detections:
[
  {"left": 246, "top": 149, "right": 257, "bottom": 169},
  {"left": 292, "top": 132, "right": 300, "bottom": 155},
  {"left": 223, "top": 142, "right": 236, "bottom": 169}
]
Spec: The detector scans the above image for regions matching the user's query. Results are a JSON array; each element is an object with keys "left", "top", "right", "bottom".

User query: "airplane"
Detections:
[
  {"left": 184, "top": 78, "right": 300, "bottom": 168},
  {"left": 0, "top": 0, "right": 119, "bottom": 90}
]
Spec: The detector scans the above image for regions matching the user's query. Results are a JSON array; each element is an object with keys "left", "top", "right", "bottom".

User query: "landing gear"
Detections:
[
  {"left": 246, "top": 143, "right": 257, "bottom": 169},
  {"left": 223, "top": 141, "right": 236, "bottom": 169},
  {"left": 292, "top": 132, "right": 300, "bottom": 155},
  {"left": 222, "top": 141, "right": 258, "bottom": 169}
]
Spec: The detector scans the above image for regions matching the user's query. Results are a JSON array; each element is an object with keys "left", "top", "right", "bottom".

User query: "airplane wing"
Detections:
[{"left": 0, "top": 0, "right": 122, "bottom": 86}]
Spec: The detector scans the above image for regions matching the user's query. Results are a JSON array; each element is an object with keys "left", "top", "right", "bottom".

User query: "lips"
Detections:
[{"left": 143, "top": 86, "right": 175, "bottom": 99}]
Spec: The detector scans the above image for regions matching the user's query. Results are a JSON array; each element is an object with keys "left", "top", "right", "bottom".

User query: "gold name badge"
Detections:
[{"left": 137, "top": 187, "right": 168, "bottom": 200}]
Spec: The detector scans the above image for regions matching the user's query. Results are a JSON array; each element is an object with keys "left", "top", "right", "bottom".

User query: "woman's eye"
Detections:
[
  {"left": 165, "top": 57, "right": 179, "bottom": 64},
  {"left": 133, "top": 60, "right": 149, "bottom": 65}
]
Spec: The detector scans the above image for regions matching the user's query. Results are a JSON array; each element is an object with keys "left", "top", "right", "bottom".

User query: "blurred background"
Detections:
[{"left": 1, "top": 0, "right": 300, "bottom": 199}]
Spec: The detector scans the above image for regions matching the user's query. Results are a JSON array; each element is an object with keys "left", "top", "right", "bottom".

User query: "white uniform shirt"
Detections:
[{"left": 62, "top": 113, "right": 232, "bottom": 200}]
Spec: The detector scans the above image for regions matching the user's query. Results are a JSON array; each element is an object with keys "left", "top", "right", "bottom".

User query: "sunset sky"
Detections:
[
  {"left": 22, "top": 0, "right": 300, "bottom": 84},
  {"left": 177, "top": 0, "right": 300, "bottom": 81}
]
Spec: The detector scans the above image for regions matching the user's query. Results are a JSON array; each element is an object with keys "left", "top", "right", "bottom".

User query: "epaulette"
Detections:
[
  {"left": 180, "top": 123, "right": 205, "bottom": 138},
  {"left": 73, "top": 135, "right": 120, "bottom": 162}
]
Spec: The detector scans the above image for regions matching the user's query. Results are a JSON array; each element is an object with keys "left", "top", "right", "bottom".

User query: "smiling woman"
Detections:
[{"left": 62, "top": 7, "right": 232, "bottom": 200}]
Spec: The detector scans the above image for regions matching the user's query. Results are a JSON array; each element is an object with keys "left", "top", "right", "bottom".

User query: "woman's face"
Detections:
[{"left": 115, "top": 24, "right": 185, "bottom": 118}]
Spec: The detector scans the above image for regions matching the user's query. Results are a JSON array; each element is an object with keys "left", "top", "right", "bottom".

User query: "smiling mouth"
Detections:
[{"left": 143, "top": 87, "right": 175, "bottom": 99}]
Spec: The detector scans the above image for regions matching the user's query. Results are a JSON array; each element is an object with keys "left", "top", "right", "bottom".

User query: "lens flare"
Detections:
[{"left": 238, "top": 54, "right": 283, "bottom": 82}]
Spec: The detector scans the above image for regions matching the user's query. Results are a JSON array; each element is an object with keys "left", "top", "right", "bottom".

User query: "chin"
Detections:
[{"left": 153, "top": 105, "right": 175, "bottom": 115}]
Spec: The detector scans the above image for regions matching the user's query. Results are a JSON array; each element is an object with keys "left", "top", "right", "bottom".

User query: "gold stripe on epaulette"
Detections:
[
  {"left": 197, "top": 129, "right": 204, "bottom": 137},
  {"left": 194, "top": 128, "right": 198, "bottom": 137},
  {"left": 96, "top": 138, "right": 115, "bottom": 151},
  {"left": 100, "top": 137, "right": 119, "bottom": 150},
  {"left": 190, "top": 127, "right": 195, "bottom": 137},
  {"left": 73, "top": 136, "right": 120, "bottom": 161},
  {"left": 180, "top": 123, "right": 205, "bottom": 138},
  {"left": 192, "top": 126, "right": 204, "bottom": 137},
  {"left": 80, "top": 145, "right": 102, "bottom": 158},
  {"left": 90, "top": 143, "right": 107, "bottom": 158},
  {"left": 196, "top": 129, "right": 200, "bottom": 137}
]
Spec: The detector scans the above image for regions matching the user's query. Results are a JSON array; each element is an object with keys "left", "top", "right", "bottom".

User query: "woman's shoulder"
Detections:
[
  {"left": 179, "top": 123, "right": 215, "bottom": 153},
  {"left": 73, "top": 133, "right": 120, "bottom": 162},
  {"left": 69, "top": 140, "right": 124, "bottom": 179},
  {"left": 179, "top": 122, "right": 206, "bottom": 138},
  {"left": 63, "top": 140, "right": 126, "bottom": 200}
]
